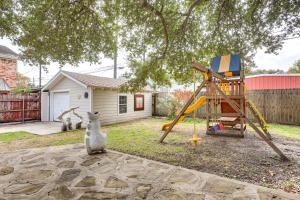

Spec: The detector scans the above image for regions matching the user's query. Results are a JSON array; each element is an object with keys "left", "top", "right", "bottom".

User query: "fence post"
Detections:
[
  {"left": 22, "top": 96, "right": 25, "bottom": 123},
  {"left": 39, "top": 91, "right": 41, "bottom": 121}
]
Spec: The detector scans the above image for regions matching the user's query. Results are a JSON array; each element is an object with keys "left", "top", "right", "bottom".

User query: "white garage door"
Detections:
[{"left": 53, "top": 92, "right": 70, "bottom": 121}]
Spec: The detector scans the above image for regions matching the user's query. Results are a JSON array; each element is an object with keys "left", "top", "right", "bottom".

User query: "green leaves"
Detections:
[
  {"left": 14, "top": 0, "right": 115, "bottom": 65},
  {"left": 288, "top": 60, "right": 300, "bottom": 73},
  {"left": 3, "top": 0, "right": 300, "bottom": 91},
  {"left": 0, "top": 0, "right": 16, "bottom": 37}
]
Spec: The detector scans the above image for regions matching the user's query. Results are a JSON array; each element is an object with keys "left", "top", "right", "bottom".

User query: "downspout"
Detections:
[{"left": 89, "top": 87, "right": 93, "bottom": 113}]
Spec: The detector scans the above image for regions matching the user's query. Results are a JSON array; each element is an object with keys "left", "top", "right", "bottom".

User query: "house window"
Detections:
[
  {"left": 119, "top": 95, "right": 127, "bottom": 114},
  {"left": 134, "top": 94, "right": 144, "bottom": 111}
]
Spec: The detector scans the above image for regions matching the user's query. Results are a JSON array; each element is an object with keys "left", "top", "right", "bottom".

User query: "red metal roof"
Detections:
[{"left": 245, "top": 74, "right": 300, "bottom": 90}]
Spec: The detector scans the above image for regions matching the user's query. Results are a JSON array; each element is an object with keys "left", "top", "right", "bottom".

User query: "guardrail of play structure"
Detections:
[{"left": 246, "top": 99, "right": 268, "bottom": 128}]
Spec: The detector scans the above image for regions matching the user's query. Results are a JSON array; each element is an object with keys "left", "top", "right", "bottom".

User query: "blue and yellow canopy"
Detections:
[{"left": 211, "top": 54, "right": 241, "bottom": 77}]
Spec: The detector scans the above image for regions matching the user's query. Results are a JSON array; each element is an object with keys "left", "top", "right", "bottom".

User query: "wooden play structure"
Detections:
[{"left": 160, "top": 54, "right": 288, "bottom": 160}]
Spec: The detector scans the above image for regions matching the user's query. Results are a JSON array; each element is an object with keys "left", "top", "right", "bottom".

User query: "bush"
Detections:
[{"left": 156, "top": 93, "right": 181, "bottom": 119}]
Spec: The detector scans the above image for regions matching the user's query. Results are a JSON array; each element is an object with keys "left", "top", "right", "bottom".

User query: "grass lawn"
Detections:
[
  {"left": 267, "top": 124, "right": 300, "bottom": 139},
  {"left": 0, "top": 117, "right": 298, "bottom": 148},
  {"left": 0, "top": 118, "right": 190, "bottom": 164},
  {"left": 0, "top": 131, "right": 36, "bottom": 142},
  {"left": 0, "top": 118, "right": 299, "bottom": 193}
]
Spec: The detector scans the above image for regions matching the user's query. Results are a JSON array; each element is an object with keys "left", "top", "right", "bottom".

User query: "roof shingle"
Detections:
[
  {"left": 62, "top": 70, "right": 127, "bottom": 89},
  {"left": 0, "top": 45, "right": 18, "bottom": 59}
]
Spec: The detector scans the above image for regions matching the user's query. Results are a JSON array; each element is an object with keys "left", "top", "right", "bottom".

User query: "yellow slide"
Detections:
[{"left": 162, "top": 96, "right": 206, "bottom": 131}]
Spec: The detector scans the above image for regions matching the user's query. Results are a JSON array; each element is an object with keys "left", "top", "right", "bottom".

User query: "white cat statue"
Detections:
[{"left": 85, "top": 112, "right": 107, "bottom": 155}]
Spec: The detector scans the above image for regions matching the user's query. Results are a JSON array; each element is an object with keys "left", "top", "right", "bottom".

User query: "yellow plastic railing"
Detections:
[{"left": 246, "top": 99, "right": 268, "bottom": 128}]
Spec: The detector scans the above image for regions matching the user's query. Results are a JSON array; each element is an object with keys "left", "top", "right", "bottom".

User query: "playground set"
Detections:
[{"left": 160, "top": 54, "right": 288, "bottom": 161}]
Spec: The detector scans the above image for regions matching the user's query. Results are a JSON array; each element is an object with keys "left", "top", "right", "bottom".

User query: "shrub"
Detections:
[{"left": 156, "top": 93, "right": 181, "bottom": 119}]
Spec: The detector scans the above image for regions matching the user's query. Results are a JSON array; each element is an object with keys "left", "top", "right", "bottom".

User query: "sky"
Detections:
[{"left": 1, "top": 37, "right": 300, "bottom": 87}]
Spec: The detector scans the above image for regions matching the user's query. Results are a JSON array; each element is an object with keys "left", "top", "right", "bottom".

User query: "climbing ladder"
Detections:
[{"left": 246, "top": 100, "right": 272, "bottom": 140}]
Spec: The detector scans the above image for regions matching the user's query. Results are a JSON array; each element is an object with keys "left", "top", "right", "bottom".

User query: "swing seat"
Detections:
[
  {"left": 211, "top": 125, "right": 220, "bottom": 133},
  {"left": 189, "top": 135, "right": 201, "bottom": 145}
]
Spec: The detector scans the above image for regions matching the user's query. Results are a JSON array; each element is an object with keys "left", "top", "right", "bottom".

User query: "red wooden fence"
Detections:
[{"left": 0, "top": 93, "right": 41, "bottom": 123}]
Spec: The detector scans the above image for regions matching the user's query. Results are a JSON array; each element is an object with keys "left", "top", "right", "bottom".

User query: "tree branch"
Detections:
[
  {"left": 212, "top": 0, "right": 226, "bottom": 40},
  {"left": 140, "top": 0, "right": 169, "bottom": 59},
  {"left": 283, "top": 35, "right": 300, "bottom": 40},
  {"left": 180, "top": 0, "right": 202, "bottom": 34}
]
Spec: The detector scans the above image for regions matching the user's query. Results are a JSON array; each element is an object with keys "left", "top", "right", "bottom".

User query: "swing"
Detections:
[
  {"left": 216, "top": 86, "right": 224, "bottom": 131},
  {"left": 190, "top": 70, "right": 201, "bottom": 145},
  {"left": 210, "top": 80, "right": 224, "bottom": 134},
  {"left": 210, "top": 80, "right": 218, "bottom": 133},
  {"left": 160, "top": 54, "right": 289, "bottom": 161}
]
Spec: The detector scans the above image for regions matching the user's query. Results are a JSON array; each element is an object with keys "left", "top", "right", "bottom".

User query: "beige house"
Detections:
[{"left": 41, "top": 71, "right": 152, "bottom": 126}]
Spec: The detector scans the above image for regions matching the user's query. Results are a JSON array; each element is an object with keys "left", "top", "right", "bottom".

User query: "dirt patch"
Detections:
[{"left": 162, "top": 124, "right": 300, "bottom": 194}]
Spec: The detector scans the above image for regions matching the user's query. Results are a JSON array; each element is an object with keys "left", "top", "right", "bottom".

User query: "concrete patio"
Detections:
[
  {"left": 0, "top": 144, "right": 299, "bottom": 200},
  {"left": 0, "top": 121, "right": 62, "bottom": 135}
]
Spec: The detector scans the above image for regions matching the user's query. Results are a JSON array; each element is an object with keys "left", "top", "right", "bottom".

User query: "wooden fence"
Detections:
[
  {"left": 246, "top": 89, "right": 300, "bottom": 125},
  {"left": 155, "top": 89, "right": 300, "bottom": 125},
  {"left": 0, "top": 93, "right": 41, "bottom": 123}
]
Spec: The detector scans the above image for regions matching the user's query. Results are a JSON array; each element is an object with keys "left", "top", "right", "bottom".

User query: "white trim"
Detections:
[
  {"left": 42, "top": 71, "right": 62, "bottom": 91},
  {"left": 42, "top": 70, "right": 154, "bottom": 92},
  {"left": 61, "top": 71, "right": 87, "bottom": 89},
  {"left": 42, "top": 70, "right": 87, "bottom": 91},
  {"left": 89, "top": 87, "right": 93, "bottom": 112},
  {"left": 50, "top": 90, "right": 70, "bottom": 121},
  {"left": 117, "top": 94, "right": 128, "bottom": 115},
  {"left": 51, "top": 89, "right": 70, "bottom": 93},
  {"left": 246, "top": 74, "right": 300, "bottom": 78},
  {"left": 0, "top": 54, "right": 18, "bottom": 60}
]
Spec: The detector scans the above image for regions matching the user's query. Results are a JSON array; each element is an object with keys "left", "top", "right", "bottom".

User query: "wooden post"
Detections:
[
  {"left": 22, "top": 96, "right": 25, "bottom": 123},
  {"left": 159, "top": 81, "right": 206, "bottom": 143},
  {"left": 192, "top": 62, "right": 228, "bottom": 82},
  {"left": 240, "top": 70, "right": 245, "bottom": 136},
  {"left": 206, "top": 93, "right": 210, "bottom": 134},
  {"left": 39, "top": 91, "right": 41, "bottom": 121},
  {"left": 212, "top": 83, "right": 289, "bottom": 161},
  {"left": 152, "top": 93, "right": 157, "bottom": 116}
]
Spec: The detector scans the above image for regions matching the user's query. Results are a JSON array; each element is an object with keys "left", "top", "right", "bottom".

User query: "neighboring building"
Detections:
[
  {"left": 245, "top": 74, "right": 300, "bottom": 90},
  {"left": 41, "top": 70, "right": 152, "bottom": 126},
  {"left": 0, "top": 45, "right": 18, "bottom": 88},
  {"left": 0, "top": 79, "right": 11, "bottom": 91}
]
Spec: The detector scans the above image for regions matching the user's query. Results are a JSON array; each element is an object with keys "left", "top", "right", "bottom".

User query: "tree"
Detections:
[
  {"left": 288, "top": 60, "right": 300, "bottom": 73},
  {"left": 11, "top": 73, "right": 32, "bottom": 94},
  {"left": 172, "top": 89, "right": 193, "bottom": 103},
  {"left": 2, "top": 0, "right": 300, "bottom": 91},
  {"left": 0, "top": 0, "right": 16, "bottom": 37},
  {"left": 247, "top": 69, "right": 285, "bottom": 75},
  {"left": 156, "top": 93, "right": 181, "bottom": 119}
]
